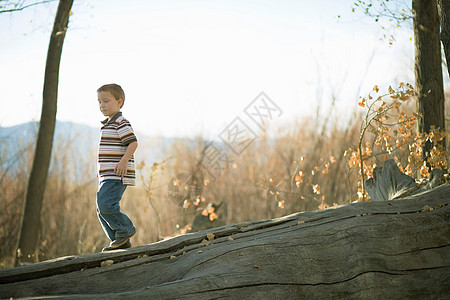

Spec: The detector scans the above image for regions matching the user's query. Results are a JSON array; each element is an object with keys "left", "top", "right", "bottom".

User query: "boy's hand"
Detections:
[
  {"left": 114, "top": 159, "right": 128, "bottom": 177},
  {"left": 114, "top": 141, "right": 137, "bottom": 178}
]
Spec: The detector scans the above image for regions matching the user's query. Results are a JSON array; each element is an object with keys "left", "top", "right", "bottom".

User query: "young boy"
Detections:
[{"left": 96, "top": 83, "right": 138, "bottom": 251}]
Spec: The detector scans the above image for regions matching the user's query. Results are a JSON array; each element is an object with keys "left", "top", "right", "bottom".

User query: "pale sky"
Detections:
[{"left": 0, "top": 0, "right": 415, "bottom": 138}]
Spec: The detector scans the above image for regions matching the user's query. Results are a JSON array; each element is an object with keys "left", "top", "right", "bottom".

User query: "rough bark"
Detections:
[
  {"left": 365, "top": 159, "right": 418, "bottom": 201},
  {"left": 438, "top": 0, "right": 450, "bottom": 78},
  {"left": 364, "top": 159, "right": 445, "bottom": 201},
  {"left": 15, "top": 0, "right": 73, "bottom": 265},
  {"left": 1, "top": 183, "right": 449, "bottom": 299},
  {"left": 413, "top": 0, "right": 446, "bottom": 158}
]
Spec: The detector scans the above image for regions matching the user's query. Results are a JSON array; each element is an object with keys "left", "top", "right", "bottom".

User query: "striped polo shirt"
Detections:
[{"left": 98, "top": 112, "right": 137, "bottom": 186}]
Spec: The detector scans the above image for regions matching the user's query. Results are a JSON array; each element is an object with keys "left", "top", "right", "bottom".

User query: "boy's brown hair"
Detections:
[{"left": 97, "top": 83, "right": 125, "bottom": 107}]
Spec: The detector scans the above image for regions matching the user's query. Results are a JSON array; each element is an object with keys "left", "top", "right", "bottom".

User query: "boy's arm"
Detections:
[{"left": 114, "top": 141, "right": 138, "bottom": 177}]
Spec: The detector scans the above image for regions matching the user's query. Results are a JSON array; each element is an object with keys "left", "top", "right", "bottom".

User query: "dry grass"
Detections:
[{"left": 0, "top": 91, "right": 449, "bottom": 269}]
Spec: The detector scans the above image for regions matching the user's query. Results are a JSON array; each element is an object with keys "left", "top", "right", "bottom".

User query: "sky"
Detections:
[{"left": 0, "top": 0, "right": 416, "bottom": 138}]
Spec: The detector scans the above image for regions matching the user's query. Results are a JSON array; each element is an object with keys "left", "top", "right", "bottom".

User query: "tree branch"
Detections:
[{"left": 0, "top": 0, "right": 57, "bottom": 14}]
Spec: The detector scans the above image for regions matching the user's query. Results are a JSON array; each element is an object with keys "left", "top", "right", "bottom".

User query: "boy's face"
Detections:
[{"left": 98, "top": 91, "right": 123, "bottom": 118}]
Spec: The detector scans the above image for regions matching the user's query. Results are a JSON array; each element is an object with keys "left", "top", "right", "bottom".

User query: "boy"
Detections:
[{"left": 96, "top": 83, "right": 138, "bottom": 251}]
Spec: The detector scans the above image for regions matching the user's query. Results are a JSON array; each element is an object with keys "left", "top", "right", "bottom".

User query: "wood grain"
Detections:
[{"left": 1, "top": 183, "right": 449, "bottom": 299}]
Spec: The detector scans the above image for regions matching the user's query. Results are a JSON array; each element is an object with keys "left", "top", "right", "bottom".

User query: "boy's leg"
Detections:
[
  {"left": 96, "top": 207, "right": 115, "bottom": 241},
  {"left": 96, "top": 183, "right": 116, "bottom": 241},
  {"left": 96, "top": 180, "right": 136, "bottom": 242}
]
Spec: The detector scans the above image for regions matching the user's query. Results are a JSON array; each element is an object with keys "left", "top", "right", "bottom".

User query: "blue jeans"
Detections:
[{"left": 96, "top": 180, "right": 136, "bottom": 241}]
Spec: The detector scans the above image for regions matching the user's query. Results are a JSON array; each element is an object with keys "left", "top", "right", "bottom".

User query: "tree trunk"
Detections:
[
  {"left": 1, "top": 183, "right": 449, "bottom": 299},
  {"left": 438, "top": 0, "right": 450, "bottom": 78},
  {"left": 15, "top": 0, "right": 73, "bottom": 265},
  {"left": 413, "top": 0, "right": 446, "bottom": 160}
]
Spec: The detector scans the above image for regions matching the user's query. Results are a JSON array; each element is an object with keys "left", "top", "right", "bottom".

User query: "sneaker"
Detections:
[
  {"left": 109, "top": 232, "right": 136, "bottom": 249},
  {"left": 102, "top": 239, "right": 132, "bottom": 252}
]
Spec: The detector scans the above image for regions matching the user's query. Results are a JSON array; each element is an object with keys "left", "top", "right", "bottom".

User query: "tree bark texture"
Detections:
[
  {"left": 438, "top": 0, "right": 450, "bottom": 78},
  {"left": 1, "top": 183, "right": 449, "bottom": 299},
  {"left": 413, "top": 0, "right": 446, "bottom": 157},
  {"left": 365, "top": 158, "right": 446, "bottom": 201},
  {"left": 365, "top": 159, "right": 418, "bottom": 201},
  {"left": 15, "top": 0, "right": 73, "bottom": 265}
]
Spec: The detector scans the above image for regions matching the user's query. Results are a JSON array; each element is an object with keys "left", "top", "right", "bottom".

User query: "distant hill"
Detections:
[
  {"left": 0, "top": 121, "right": 98, "bottom": 152},
  {"left": 0, "top": 121, "right": 98, "bottom": 166},
  {"left": 0, "top": 121, "right": 181, "bottom": 178}
]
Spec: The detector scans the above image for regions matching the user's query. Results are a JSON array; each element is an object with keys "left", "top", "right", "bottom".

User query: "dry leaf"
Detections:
[
  {"left": 209, "top": 212, "right": 218, "bottom": 221},
  {"left": 312, "top": 184, "right": 320, "bottom": 194},
  {"left": 421, "top": 205, "right": 433, "bottom": 213},
  {"left": 170, "top": 255, "right": 176, "bottom": 259},
  {"left": 206, "top": 233, "right": 215, "bottom": 241},
  {"left": 254, "top": 264, "right": 261, "bottom": 269},
  {"left": 100, "top": 260, "right": 114, "bottom": 267},
  {"left": 227, "top": 236, "right": 234, "bottom": 241},
  {"left": 183, "top": 199, "right": 191, "bottom": 209},
  {"left": 298, "top": 221, "right": 305, "bottom": 224}
]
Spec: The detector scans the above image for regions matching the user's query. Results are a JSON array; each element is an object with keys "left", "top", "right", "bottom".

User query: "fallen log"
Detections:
[{"left": 1, "top": 183, "right": 449, "bottom": 299}]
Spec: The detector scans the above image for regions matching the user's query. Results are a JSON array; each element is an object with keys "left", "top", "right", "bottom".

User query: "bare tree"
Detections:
[
  {"left": 413, "top": 0, "right": 446, "bottom": 162},
  {"left": 353, "top": 0, "right": 447, "bottom": 163},
  {"left": 438, "top": 0, "right": 450, "bottom": 78},
  {"left": 15, "top": 0, "right": 73, "bottom": 265}
]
